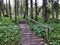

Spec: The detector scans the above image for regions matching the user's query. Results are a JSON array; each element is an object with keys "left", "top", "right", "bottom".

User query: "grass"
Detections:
[{"left": 0, "top": 17, "right": 21, "bottom": 45}]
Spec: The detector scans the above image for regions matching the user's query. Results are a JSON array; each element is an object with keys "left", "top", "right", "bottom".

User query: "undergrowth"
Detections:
[
  {"left": 0, "top": 17, "right": 21, "bottom": 45},
  {"left": 29, "top": 18, "right": 60, "bottom": 45}
]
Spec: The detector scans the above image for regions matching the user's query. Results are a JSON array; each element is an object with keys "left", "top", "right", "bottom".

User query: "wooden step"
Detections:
[{"left": 21, "top": 33, "right": 32, "bottom": 35}]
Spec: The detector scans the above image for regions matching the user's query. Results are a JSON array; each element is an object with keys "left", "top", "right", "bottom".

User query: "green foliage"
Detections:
[
  {"left": 29, "top": 18, "right": 60, "bottom": 45},
  {"left": 47, "top": 7, "right": 52, "bottom": 14},
  {"left": 48, "top": 23, "right": 60, "bottom": 45},
  {"left": 30, "top": 23, "right": 53, "bottom": 39},
  {"left": 47, "top": 3, "right": 52, "bottom": 14},
  {"left": 0, "top": 17, "right": 21, "bottom": 45},
  {"left": 31, "top": 24, "right": 46, "bottom": 38}
]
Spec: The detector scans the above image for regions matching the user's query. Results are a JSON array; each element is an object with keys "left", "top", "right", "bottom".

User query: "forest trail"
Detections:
[{"left": 19, "top": 24, "right": 45, "bottom": 45}]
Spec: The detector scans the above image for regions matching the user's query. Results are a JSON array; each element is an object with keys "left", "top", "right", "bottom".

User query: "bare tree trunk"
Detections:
[
  {"left": 6, "top": 0, "right": 8, "bottom": 15},
  {"left": 35, "top": 0, "right": 38, "bottom": 20},
  {"left": 0, "top": 8, "right": 1, "bottom": 17},
  {"left": 14, "top": 0, "right": 17, "bottom": 23},
  {"left": 9, "top": 0, "right": 12, "bottom": 19},
  {"left": 20, "top": 0, "right": 23, "bottom": 15},
  {"left": 43, "top": 0, "right": 48, "bottom": 22},
  {"left": 6, "top": 0, "right": 8, "bottom": 16},
  {"left": 0, "top": 1, "right": 1, "bottom": 17},
  {"left": 1, "top": 0, "right": 4, "bottom": 16},
  {"left": 52, "top": 0, "right": 54, "bottom": 19},
  {"left": 0, "top": 0, "right": 2, "bottom": 17},
  {"left": 16, "top": 0, "right": 19, "bottom": 16},
  {"left": 30, "top": 0, "right": 33, "bottom": 19},
  {"left": 56, "top": 0, "right": 59, "bottom": 19},
  {"left": 24, "top": 0, "right": 28, "bottom": 18},
  {"left": 26, "top": 0, "right": 28, "bottom": 17}
]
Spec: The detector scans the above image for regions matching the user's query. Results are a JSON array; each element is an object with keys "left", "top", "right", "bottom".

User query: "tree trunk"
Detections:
[
  {"left": 55, "top": 0, "right": 59, "bottom": 19},
  {"left": 0, "top": 1, "right": 1, "bottom": 17},
  {"left": 20, "top": 0, "right": 23, "bottom": 15},
  {"left": 9, "top": 0, "right": 12, "bottom": 19},
  {"left": 30, "top": 0, "right": 33, "bottom": 19},
  {"left": 16, "top": 0, "right": 19, "bottom": 16},
  {"left": 43, "top": 0, "right": 48, "bottom": 22},
  {"left": 1, "top": 0, "right": 4, "bottom": 16},
  {"left": 6, "top": 0, "right": 8, "bottom": 16},
  {"left": 14, "top": 0, "right": 17, "bottom": 23},
  {"left": 24, "top": 0, "right": 28, "bottom": 18},
  {"left": 0, "top": 0, "right": 2, "bottom": 17},
  {"left": 52, "top": 0, "right": 54, "bottom": 19},
  {"left": 35, "top": 0, "right": 38, "bottom": 20}
]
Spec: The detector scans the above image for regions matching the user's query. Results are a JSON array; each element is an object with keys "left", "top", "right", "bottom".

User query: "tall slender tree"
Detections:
[
  {"left": 43, "top": 0, "right": 48, "bottom": 22},
  {"left": 24, "top": 0, "right": 28, "bottom": 18},
  {"left": 30, "top": 0, "right": 33, "bottom": 19},
  {"left": 0, "top": 0, "right": 2, "bottom": 17},
  {"left": 0, "top": 0, "right": 3, "bottom": 17},
  {"left": 26, "top": 0, "right": 28, "bottom": 17},
  {"left": 14, "top": 0, "right": 17, "bottom": 23},
  {"left": 6, "top": 0, "right": 8, "bottom": 16},
  {"left": 35, "top": 0, "right": 38, "bottom": 20},
  {"left": 1, "top": 0, "right": 4, "bottom": 16},
  {"left": 9, "top": 0, "right": 12, "bottom": 19},
  {"left": 55, "top": 0, "right": 59, "bottom": 19},
  {"left": 52, "top": 0, "right": 54, "bottom": 19},
  {"left": 16, "top": 0, "right": 19, "bottom": 16},
  {"left": 20, "top": 0, "right": 23, "bottom": 15}
]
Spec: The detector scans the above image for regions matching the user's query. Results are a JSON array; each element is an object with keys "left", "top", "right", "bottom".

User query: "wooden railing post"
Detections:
[{"left": 46, "top": 27, "right": 49, "bottom": 45}]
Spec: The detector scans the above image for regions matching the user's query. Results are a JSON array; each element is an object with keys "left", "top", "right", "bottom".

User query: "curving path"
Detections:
[{"left": 19, "top": 24, "right": 45, "bottom": 45}]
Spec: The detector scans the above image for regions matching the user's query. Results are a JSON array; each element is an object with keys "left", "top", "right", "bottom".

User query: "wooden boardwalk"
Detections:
[{"left": 19, "top": 24, "right": 45, "bottom": 45}]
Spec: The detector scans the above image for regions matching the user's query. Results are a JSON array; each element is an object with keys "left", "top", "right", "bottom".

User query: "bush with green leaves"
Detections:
[
  {"left": 30, "top": 21, "right": 60, "bottom": 45},
  {"left": 0, "top": 17, "right": 21, "bottom": 45},
  {"left": 30, "top": 23, "right": 53, "bottom": 39},
  {"left": 48, "top": 23, "right": 60, "bottom": 45}
]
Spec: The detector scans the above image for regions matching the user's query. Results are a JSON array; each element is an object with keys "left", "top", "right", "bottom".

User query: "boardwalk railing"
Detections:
[{"left": 26, "top": 18, "right": 53, "bottom": 45}]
